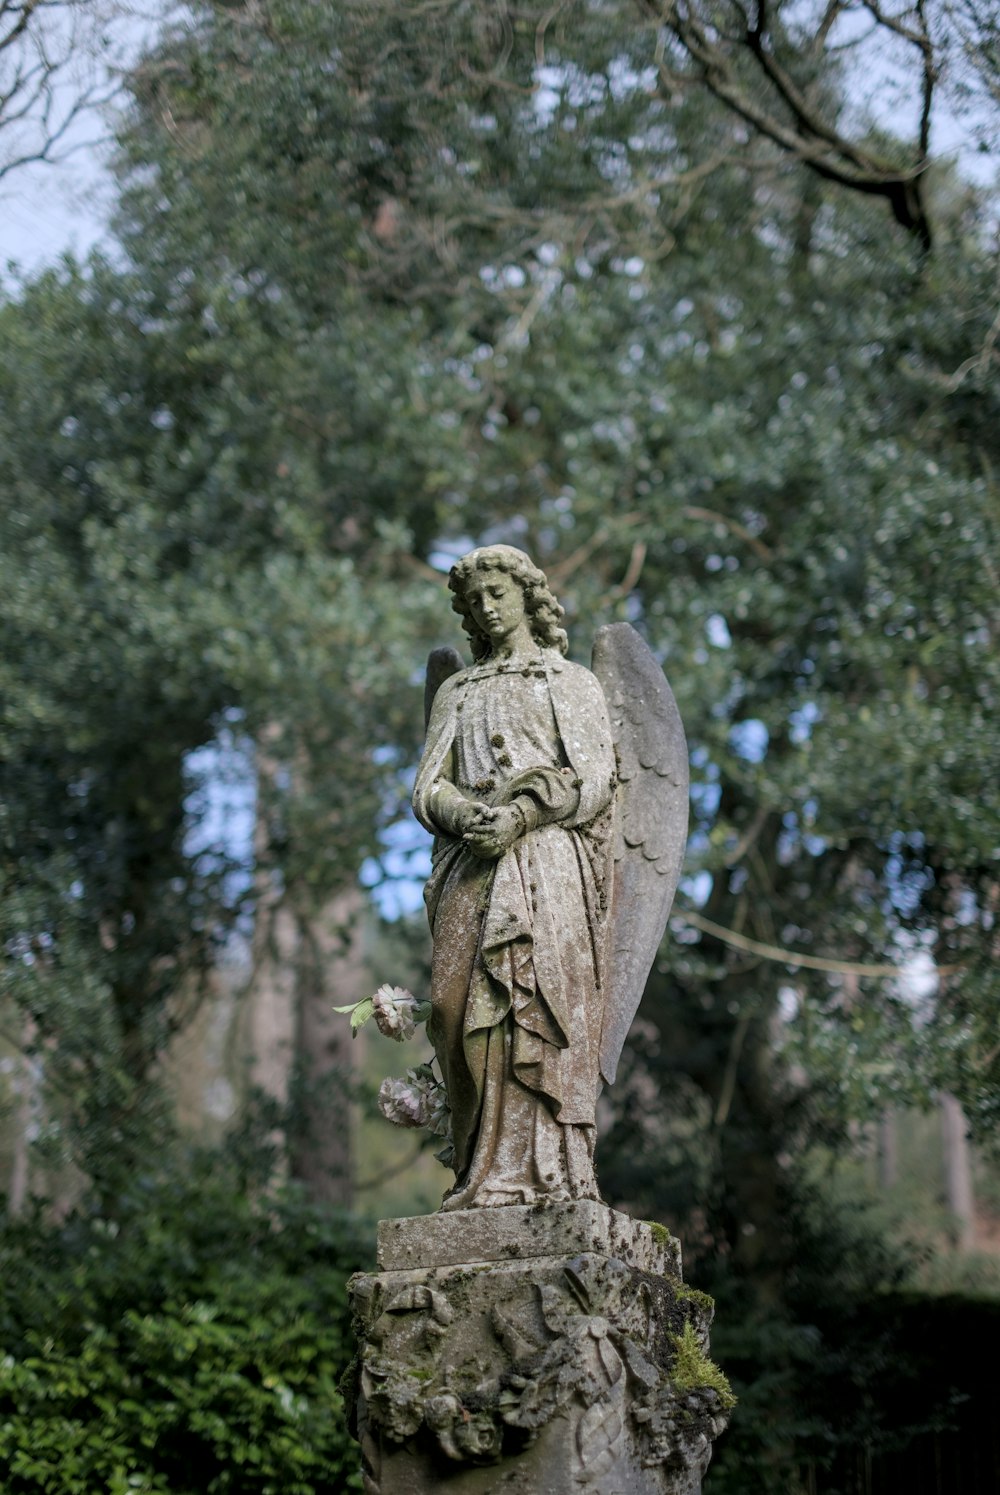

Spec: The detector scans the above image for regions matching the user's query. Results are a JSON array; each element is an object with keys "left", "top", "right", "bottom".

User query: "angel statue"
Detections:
[{"left": 413, "top": 544, "right": 688, "bottom": 1211}]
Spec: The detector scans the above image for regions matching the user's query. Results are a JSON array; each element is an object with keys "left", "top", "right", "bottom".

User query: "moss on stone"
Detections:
[
  {"left": 673, "top": 1283, "right": 715, "bottom": 1312},
  {"left": 644, "top": 1221, "right": 675, "bottom": 1247},
  {"left": 670, "top": 1320, "right": 736, "bottom": 1410}
]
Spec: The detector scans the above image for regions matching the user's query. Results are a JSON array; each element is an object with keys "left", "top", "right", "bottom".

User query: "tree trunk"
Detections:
[
  {"left": 288, "top": 886, "right": 361, "bottom": 1207},
  {"left": 245, "top": 891, "right": 298, "bottom": 1124},
  {"left": 239, "top": 730, "right": 358, "bottom": 1204},
  {"left": 7, "top": 1019, "right": 36, "bottom": 1216},
  {"left": 939, "top": 1092, "right": 975, "bottom": 1252},
  {"left": 877, "top": 1110, "right": 898, "bottom": 1191},
  {"left": 240, "top": 878, "right": 359, "bottom": 1207}
]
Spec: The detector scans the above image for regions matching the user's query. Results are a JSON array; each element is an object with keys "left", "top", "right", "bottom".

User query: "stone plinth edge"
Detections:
[{"left": 376, "top": 1197, "right": 682, "bottom": 1276}]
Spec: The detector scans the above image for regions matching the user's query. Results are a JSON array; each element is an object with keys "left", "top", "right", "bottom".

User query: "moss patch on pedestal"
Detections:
[
  {"left": 670, "top": 1320, "right": 736, "bottom": 1410},
  {"left": 645, "top": 1221, "right": 676, "bottom": 1250}
]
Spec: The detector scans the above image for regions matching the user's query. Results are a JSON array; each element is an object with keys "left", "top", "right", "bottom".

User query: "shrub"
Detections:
[{"left": 0, "top": 1150, "right": 369, "bottom": 1493}]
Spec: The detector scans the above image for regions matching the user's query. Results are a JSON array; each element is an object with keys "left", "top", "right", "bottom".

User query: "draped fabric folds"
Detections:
[{"left": 413, "top": 653, "right": 616, "bottom": 1209}]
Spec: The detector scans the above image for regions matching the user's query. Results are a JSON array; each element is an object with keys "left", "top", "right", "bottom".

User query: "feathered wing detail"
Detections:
[
  {"left": 591, "top": 623, "right": 689, "bottom": 1085},
  {"left": 424, "top": 646, "right": 465, "bottom": 728}
]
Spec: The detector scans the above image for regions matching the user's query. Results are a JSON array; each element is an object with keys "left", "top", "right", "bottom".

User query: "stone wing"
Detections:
[
  {"left": 591, "top": 623, "right": 689, "bottom": 1086},
  {"left": 424, "top": 646, "right": 465, "bottom": 728}
]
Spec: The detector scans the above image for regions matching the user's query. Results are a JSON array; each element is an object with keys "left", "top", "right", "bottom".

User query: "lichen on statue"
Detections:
[{"left": 413, "top": 545, "right": 689, "bottom": 1212}]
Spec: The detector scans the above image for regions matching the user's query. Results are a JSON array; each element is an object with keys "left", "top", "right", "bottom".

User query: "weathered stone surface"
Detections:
[
  {"left": 377, "top": 1198, "right": 682, "bottom": 1276},
  {"left": 411, "top": 545, "right": 688, "bottom": 1210},
  {"left": 348, "top": 1201, "right": 730, "bottom": 1494}
]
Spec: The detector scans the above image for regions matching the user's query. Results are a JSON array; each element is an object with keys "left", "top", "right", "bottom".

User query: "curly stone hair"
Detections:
[{"left": 449, "top": 545, "right": 569, "bottom": 662}]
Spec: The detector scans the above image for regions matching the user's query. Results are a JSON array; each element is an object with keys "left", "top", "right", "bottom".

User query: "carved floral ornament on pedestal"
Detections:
[{"left": 349, "top": 1239, "right": 732, "bottom": 1488}]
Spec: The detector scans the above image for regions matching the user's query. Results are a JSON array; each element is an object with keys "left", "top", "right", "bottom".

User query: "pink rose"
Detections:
[
  {"left": 372, "top": 984, "right": 418, "bottom": 1041},
  {"left": 377, "top": 1066, "right": 451, "bottom": 1138},
  {"left": 378, "top": 1075, "right": 432, "bottom": 1128}
]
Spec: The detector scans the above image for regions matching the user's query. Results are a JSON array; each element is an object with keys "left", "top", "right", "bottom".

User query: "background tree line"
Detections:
[{"left": 1, "top": 1, "right": 999, "bottom": 1490}]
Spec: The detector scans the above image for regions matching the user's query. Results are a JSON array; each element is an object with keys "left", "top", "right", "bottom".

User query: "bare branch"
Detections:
[
  {"left": 938, "top": 300, "right": 1000, "bottom": 390},
  {"left": 0, "top": 0, "right": 47, "bottom": 59},
  {"left": 645, "top": 0, "right": 937, "bottom": 250},
  {"left": 681, "top": 504, "right": 774, "bottom": 561},
  {"left": 534, "top": 0, "right": 569, "bottom": 69},
  {"left": 605, "top": 539, "right": 648, "bottom": 600},
  {"left": 680, "top": 908, "right": 966, "bottom": 977},
  {"left": 915, "top": 0, "right": 935, "bottom": 160},
  {"left": 813, "top": 0, "right": 848, "bottom": 54},
  {"left": 861, "top": 0, "right": 926, "bottom": 49},
  {"left": 861, "top": 0, "right": 937, "bottom": 158},
  {"left": 0, "top": 0, "right": 129, "bottom": 197},
  {"left": 547, "top": 513, "right": 643, "bottom": 586}
]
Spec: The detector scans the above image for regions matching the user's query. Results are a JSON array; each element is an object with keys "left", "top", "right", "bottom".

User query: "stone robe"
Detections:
[{"left": 412, "top": 650, "right": 616, "bottom": 1209}]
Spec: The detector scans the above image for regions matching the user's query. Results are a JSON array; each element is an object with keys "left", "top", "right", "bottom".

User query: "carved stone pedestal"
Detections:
[{"left": 346, "top": 1201, "right": 731, "bottom": 1494}]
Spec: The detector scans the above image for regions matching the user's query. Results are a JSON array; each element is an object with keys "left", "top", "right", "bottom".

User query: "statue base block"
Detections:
[{"left": 347, "top": 1201, "right": 730, "bottom": 1494}]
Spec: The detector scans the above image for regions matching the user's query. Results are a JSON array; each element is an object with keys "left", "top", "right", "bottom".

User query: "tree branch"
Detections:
[
  {"left": 678, "top": 908, "right": 966, "bottom": 977},
  {"left": 645, "top": 0, "right": 936, "bottom": 250},
  {"left": 681, "top": 504, "right": 774, "bottom": 561},
  {"left": 0, "top": 0, "right": 123, "bottom": 190}
]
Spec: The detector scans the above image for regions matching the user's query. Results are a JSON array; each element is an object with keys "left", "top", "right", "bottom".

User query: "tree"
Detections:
[{"left": 0, "top": 250, "right": 454, "bottom": 1199}]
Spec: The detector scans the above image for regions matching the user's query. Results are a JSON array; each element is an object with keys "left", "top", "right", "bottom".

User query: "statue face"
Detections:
[{"left": 463, "top": 568, "right": 527, "bottom": 647}]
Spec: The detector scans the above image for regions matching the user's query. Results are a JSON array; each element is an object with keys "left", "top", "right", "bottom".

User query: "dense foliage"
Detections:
[{"left": 0, "top": 1136, "right": 367, "bottom": 1493}]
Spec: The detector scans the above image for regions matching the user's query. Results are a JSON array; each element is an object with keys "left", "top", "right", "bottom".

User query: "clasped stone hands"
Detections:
[{"left": 459, "top": 801, "right": 524, "bottom": 860}]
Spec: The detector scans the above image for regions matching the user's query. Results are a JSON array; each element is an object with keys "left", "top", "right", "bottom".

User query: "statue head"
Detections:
[{"left": 449, "top": 545, "right": 568, "bottom": 662}]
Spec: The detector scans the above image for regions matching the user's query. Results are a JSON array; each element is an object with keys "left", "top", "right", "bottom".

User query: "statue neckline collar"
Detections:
[{"left": 466, "top": 654, "right": 562, "bottom": 679}]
